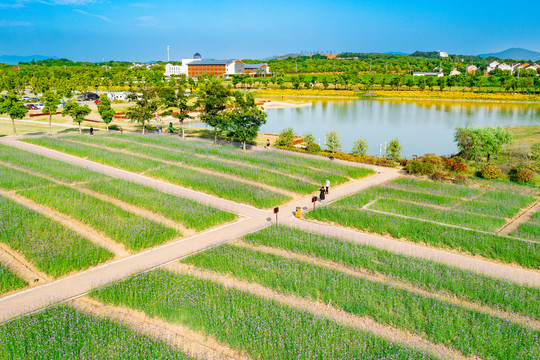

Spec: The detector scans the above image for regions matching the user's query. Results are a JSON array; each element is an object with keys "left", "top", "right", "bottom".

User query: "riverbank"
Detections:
[{"left": 255, "top": 89, "right": 540, "bottom": 103}]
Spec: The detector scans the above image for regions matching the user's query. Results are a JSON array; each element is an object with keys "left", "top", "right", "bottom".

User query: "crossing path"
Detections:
[{"left": 0, "top": 137, "right": 539, "bottom": 323}]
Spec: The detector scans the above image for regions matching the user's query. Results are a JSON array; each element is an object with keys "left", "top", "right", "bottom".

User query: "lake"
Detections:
[{"left": 189, "top": 99, "right": 540, "bottom": 157}]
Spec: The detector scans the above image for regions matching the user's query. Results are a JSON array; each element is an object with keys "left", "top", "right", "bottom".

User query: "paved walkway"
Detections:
[{"left": 1, "top": 137, "right": 539, "bottom": 323}]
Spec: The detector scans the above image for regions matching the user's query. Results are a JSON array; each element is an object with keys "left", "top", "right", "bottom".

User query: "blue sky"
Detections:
[{"left": 0, "top": 0, "right": 538, "bottom": 62}]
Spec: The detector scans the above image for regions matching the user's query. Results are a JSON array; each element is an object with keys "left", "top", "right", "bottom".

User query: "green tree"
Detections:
[
  {"left": 62, "top": 102, "right": 91, "bottom": 134},
  {"left": 0, "top": 93, "right": 28, "bottom": 136},
  {"left": 97, "top": 94, "right": 115, "bottom": 132},
  {"left": 454, "top": 126, "right": 512, "bottom": 163},
  {"left": 302, "top": 132, "right": 316, "bottom": 148},
  {"left": 225, "top": 92, "right": 267, "bottom": 150},
  {"left": 41, "top": 90, "right": 61, "bottom": 135},
  {"left": 275, "top": 127, "right": 296, "bottom": 147},
  {"left": 387, "top": 138, "right": 402, "bottom": 161},
  {"left": 405, "top": 77, "right": 415, "bottom": 90},
  {"left": 426, "top": 77, "right": 434, "bottom": 91},
  {"left": 325, "top": 130, "right": 342, "bottom": 153},
  {"left": 351, "top": 138, "right": 368, "bottom": 156},
  {"left": 159, "top": 86, "right": 193, "bottom": 138},
  {"left": 197, "top": 78, "right": 231, "bottom": 142},
  {"left": 417, "top": 77, "right": 426, "bottom": 90},
  {"left": 126, "top": 89, "right": 158, "bottom": 134}
]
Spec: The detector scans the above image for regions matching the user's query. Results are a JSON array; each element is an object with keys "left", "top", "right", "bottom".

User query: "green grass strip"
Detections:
[
  {"left": 0, "top": 306, "right": 192, "bottom": 359},
  {"left": 0, "top": 164, "right": 51, "bottom": 190},
  {"left": 0, "top": 143, "right": 108, "bottom": 183},
  {"left": 71, "top": 136, "right": 318, "bottom": 195},
  {"left": 23, "top": 137, "right": 165, "bottom": 173},
  {"left": 147, "top": 165, "right": 290, "bottom": 208},
  {"left": 456, "top": 191, "right": 537, "bottom": 218},
  {"left": 84, "top": 179, "right": 237, "bottom": 231},
  {"left": 390, "top": 178, "right": 481, "bottom": 199},
  {"left": 306, "top": 207, "right": 540, "bottom": 269},
  {"left": 18, "top": 185, "right": 179, "bottom": 251},
  {"left": 0, "top": 263, "right": 27, "bottom": 295},
  {"left": 243, "top": 226, "right": 540, "bottom": 319},
  {"left": 0, "top": 195, "right": 113, "bottom": 277},
  {"left": 113, "top": 134, "right": 366, "bottom": 183},
  {"left": 370, "top": 198, "right": 506, "bottom": 232},
  {"left": 24, "top": 136, "right": 290, "bottom": 208},
  {"left": 512, "top": 223, "right": 540, "bottom": 242},
  {"left": 91, "top": 269, "right": 434, "bottom": 360},
  {"left": 182, "top": 244, "right": 539, "bottom": 359}
]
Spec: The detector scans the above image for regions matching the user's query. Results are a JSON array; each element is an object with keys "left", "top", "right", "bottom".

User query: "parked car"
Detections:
[
  {"left": 21, "top": 95, "right": 32, "bottom": 101},
  {"left": 26, "top": 104, "right": 38, "bottom": 110},
  {"left": 83, "top": 92, "right": 99, "bottom": 101},
  {"left": 94, "top": 99, "right": 101, "bottom": 104},
  {"left": 35, "top": 103, "right": 44, "bottom": 110}
]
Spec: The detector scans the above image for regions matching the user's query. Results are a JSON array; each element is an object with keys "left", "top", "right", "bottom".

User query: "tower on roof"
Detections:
[{"left": 194, "top": 53, "right": 201, "bottom": 59}]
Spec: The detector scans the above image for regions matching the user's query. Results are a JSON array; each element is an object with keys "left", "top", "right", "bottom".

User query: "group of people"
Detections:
[{"left": 319, "top": 178, "right": 330, "bottom": 200}]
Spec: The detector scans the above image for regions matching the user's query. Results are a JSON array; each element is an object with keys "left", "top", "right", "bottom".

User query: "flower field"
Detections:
[
  {"left": 0, "top": 194, "right": 113, "bottom": 277},
  {"left": 0, "top": 306, "right": 193, "bottom": 359},
  {"left": 511, "top": 211, "right": 540, "bottom": 242},
  {"left": 22, "top": 134, "right": 374, "bottom": 208},
  {"left": 90, "top": 270, "right": 434, "bottom": 359},
  {"left": 0, "top": 263, "right": 27, "bottom": 295},
  {"left": 181, "top": 242, "right": 539, "bottom": 359},
  {"left": 307, "top": 177, "right": 540, "bottom": 268}
]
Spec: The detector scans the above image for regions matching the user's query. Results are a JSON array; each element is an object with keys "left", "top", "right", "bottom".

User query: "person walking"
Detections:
[
  {"left": 325, "top": 178, "right": 330, "bottom": 194},
  {"left": 89, "top": 126, "right": 93, "bottom": 135},
  {"left": 266, "top": 139, "right": 270, "bottom": 149},
  {"left": 319, "top": 185, "right": 326, "bottom": 201}
]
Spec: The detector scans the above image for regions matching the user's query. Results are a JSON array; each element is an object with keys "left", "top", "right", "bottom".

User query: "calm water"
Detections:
[{"left": 190, "top": 99, "right": 540, "bottom": 157}]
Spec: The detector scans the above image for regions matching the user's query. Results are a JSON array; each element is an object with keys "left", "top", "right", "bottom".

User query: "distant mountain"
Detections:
[
  {"left": 385, "top": 51, "right": 410, "bottom": 56},
  {"left": 0, "top": 54, "right": 59, "bottom": 65},
  {"left": 478, "top": 48, "right": 540, "bottom": 62}
]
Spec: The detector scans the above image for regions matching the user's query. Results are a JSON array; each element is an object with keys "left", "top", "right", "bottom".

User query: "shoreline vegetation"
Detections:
[{"left": 255, "top": 89, "right": 540, "bottom": 103}]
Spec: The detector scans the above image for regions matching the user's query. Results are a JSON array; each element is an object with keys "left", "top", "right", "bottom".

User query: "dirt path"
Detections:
[
  {"left": 73, "top": 297, "right": 250, "bottom": 360},
  {"left": 65, "top": 138, "right": 299, "bottom": 199},
  {"left": 0, "top": 189, "right": 130, "bottom": 258},
  {"left": 498, "top": 199, "right": 540, "bottom": 236},
  {"left": 233, "top": 240, "right": 540, "bottom": 331},
  {"left": 166, "top": 263, "right": 471, "bottom": 360},
  {"left": 0, "top": 244, "right": 50, "bottom": 284}
]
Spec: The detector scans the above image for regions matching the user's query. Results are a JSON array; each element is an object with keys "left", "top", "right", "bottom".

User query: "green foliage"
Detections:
[
  {"left": 97, "top": 94, "right": 115, "bottom": 130},
  {"left": 125, "top": 89, "right": 158, "bottom": 134},
  {"left": 197, "top": 77, "right": 231, "bottom": 142},
  {"left": 41, "top": 90, "right": 61, "bottom": 134},
  {"left": 351, "top": 138, "right": 368, "bottom": 156},
  {"left": 0, "top": 306, "right": 192, "bottom": 359},
  {"left": 0, "top": 93, "right": 29, "bottom": 135},
  {"left": 92, "top": 270, "right": 431, "bottom": 359},
  {"left": 275, "top": 127, "right": 296, "bottom": 147},
  {"left": 481, "top": 165, "right": 502, "bottom": 179},
  {"left": 386, "top": 138, "right": 402, "bottom": 160},
  {"left": 225, "top": 92, "right": 267, "bottom": 149},
  {"left": 454, "top": 126, "right": 512, "bottom": 162},
  {"left": 62, "top": 102, "right": 91, "bottom": 134},
  {"left": 325, "top": 130, "right": 342, "bottom": 153},
  {"left": 404, "top": 160, "right": 434, "bottom": 175}
]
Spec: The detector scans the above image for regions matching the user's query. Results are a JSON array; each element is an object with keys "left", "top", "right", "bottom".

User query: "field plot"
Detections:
[
  {"left": 307, "top": 177, "right": 540, "bottom": 269},
  {"left": 23, "top": 134, "right": 374, "bottom": 208},
  {"left": 91, "top": 270, "right": 434, "bottom": 359},
  {"left": 182, "top": 243, "right": 539, "bottom": 359},
  {"left": 0, "top": 306, "right": 193, "bottom": 359},
  {"left": 511, "top": 211, "right": 540, "bottom": 242},
  {"left": 0, "top": 264, "right": 27, "bottom": 295},
  {"left": 0, "top": 194, "right": 113, "bottom": 277}
]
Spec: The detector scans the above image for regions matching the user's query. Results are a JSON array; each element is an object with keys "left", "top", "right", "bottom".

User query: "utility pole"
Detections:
[
  {"left": 370, "top": 60, "right": 372, "bottom": 72},
  {"left": 167, "top": 45, "right": 170, "bottom": 62}
]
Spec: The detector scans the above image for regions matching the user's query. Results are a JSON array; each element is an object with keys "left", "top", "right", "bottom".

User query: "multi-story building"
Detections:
[{"left": 165, "top": 53, "right": 270, "bottom": 78}]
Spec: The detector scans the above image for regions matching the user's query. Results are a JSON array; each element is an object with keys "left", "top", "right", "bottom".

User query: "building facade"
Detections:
[{"left": 165, "top": 53, "right": 270, "bottom": 78}]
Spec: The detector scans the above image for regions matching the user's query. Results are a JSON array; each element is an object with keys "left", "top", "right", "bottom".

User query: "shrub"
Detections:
[
  {"left": 302, "top": 132, "right": 316, "bottom": 149},
  {"left": 454, "top": 174, "right": 468, "bottom": 184},
  {"left": 386, "top": 138, "right": 402, "bottom": 161},
  {"left": 306, "top": 143, "right": 321, "bottom": 154},
  {"left": 455, "top": 162, "right": 468, "bottom": 173},
  {"left": 400, "top": 159, "right": 409, "bottom": 166},
  {"left": 325, "top": 130, "right": 342, "bottom": 153},
  {"left": 405, "top": 160, "right": 434, "bottom": 175},
  {"left": 431, "top": 171, "right": 445, "bottom": 181},
  {"left": 276, "top": 127, "right": 296, "bottom": 147},
  {"left": 481, "top": 165, "right": 502, "bottom": 179},
  {"left": 451, "top": 156, "right": 465, "bottom": 163},
  {"left": 516, "top": 169, "right": 535, "bottom": 183},
  {"left": 445, "top": 158, "right": 457, "bottom": 171}
]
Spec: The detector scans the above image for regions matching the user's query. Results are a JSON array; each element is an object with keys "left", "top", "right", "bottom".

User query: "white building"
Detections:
[
  {"left": 107, "top": 92, "right": 129, "bottom": 102},
  {"left": 449, "top": 68, "right": 461, "bottom": 76},
  {"left": 438, "top": 50, "right": 449, "bottom": 58},
  {"left": 413, "top": 72, "right": 444, "bottom": 77},
  {"left": 165, "top": 53, "right": 270, "bottom": 78}
]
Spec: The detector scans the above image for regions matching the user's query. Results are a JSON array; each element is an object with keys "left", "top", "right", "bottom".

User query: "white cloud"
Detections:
[
  {"left": 136, "top": 15, "right": 175, "bottom": 29},
  {"left": 0, "top": 0, "right": 29, "bottom": 8},
  {"left": 74, "top": 9, "right": 111, "bottom": 22}
]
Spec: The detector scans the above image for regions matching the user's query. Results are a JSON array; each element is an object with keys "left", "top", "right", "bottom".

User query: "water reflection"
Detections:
[{"left": 192, "top": 98, "right": 540, "bottom": 157}]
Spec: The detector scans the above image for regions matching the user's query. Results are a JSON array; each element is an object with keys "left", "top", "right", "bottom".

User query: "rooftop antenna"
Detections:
[{"left": 167, "top": 45, "right": 170, "bottom": 62}]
